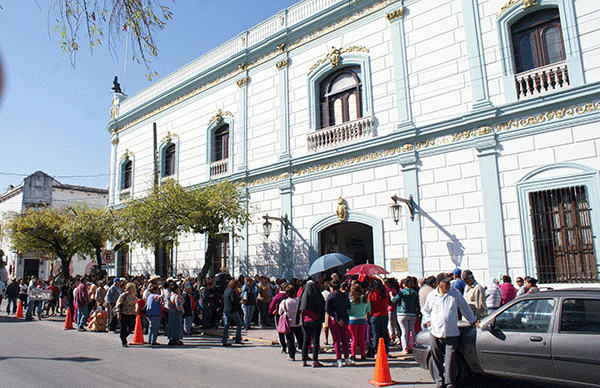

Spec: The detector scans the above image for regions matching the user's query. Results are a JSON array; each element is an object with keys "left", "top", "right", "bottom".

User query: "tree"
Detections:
[
  {"left": 50, "top": 0, "right": 173, "bottom": 80},
  {"left": 4, "top": 207, "right": 79, "bottom": 277}
]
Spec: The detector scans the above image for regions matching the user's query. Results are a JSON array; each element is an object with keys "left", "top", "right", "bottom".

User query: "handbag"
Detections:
[{"left": 276, "top": 313, "right": 291, "bottom": 334}]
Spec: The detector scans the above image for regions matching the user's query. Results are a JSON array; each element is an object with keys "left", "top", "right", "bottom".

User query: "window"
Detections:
[
  {"left": 210, "top": 234, "right": 229, "bottom": 275},
  {"left": 121, "top": 159, "right": 132, "bottom": 190},
  {"left": 162, "top": 143, "right": 176, "bottom": 177},
  {"left": 494, "top": 298, "right": 555, "bottom": 333},
  {"left": 529, "top": 186, "right": 597, "bottom": 283},
  {"left": 319, "top": 66, "right": 362, "bottom": 129},
  {"left": 116, "top": 246, "right": 129, "bottom": 277},
  {"left": 560, "top": 299, "right": 600, "bottom": 333},
  {"left": 214, "top": 125, "right": 229, "bottom": 162},
  {"left": 511, "top": 9, "right": 565, "bottom": 74}
]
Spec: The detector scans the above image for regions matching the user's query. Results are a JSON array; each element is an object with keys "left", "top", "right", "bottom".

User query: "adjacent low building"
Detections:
[
  {"left": 106, "top": 0, "right": 600, "bottom": 284},
  {"left": 0, "top": 171, "right": 108, "bottom": 280}
]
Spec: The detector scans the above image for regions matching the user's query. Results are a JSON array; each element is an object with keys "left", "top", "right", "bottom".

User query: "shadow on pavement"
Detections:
[{"left": 0, "top": 356, "right": 101, "bottom": 362}]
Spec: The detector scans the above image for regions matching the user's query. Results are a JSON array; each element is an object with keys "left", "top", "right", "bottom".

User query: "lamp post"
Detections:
[
  {"left": 390, "top": 194, "right": 415, "bottom": 223},
  {"left": 262, "top": 214, "right": 289, "bottom": 238}
]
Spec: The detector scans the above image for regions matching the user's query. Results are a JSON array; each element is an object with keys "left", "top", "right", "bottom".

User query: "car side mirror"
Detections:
[{"left": 481, "top": 318, "right": 495, "bottom": 332}]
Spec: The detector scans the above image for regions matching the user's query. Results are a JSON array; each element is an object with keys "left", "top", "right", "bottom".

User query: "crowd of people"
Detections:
[{"left": 0, "top": 267, "right": 539, "bottom": 378}]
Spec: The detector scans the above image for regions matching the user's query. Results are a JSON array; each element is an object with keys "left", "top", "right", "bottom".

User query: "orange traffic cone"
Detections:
[
  {"left": 15, "top": 300, "right": 24, "bottom": 318},
  {"left": 64, "top": 308, "right": 74, "bottom": 330},
  {"left": 129, "top": 315, "right": 146, "bottom": 345},
  {"left": 368, "top": 338, "right": 398, "bottom": 387}
]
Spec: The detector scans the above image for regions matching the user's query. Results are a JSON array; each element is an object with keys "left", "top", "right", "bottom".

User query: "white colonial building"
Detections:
[
  {"left": 0, "top": 171, "right": 109, "bottom": 280},
  {"left": 107, "top": 0, "right": 600, "bottom": 284}
]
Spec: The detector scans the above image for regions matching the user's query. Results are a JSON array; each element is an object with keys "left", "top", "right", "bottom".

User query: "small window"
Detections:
[
  {"left": 560, "top": 299, "right": 600, "bottom": 333},
  {"left": 511, "top": 8, "right": 565, "bottom": 73},
  {"left": 494, "top": 298, "right": 555, "bottom": 333},
  {"left": 121, "top": 159, "right": 132, "bottom": 190},
  {"left": 319, "top": 66, "right": 362, "bottom": 129},
  {"left": 214, "top": 125, "right": 229, "bottom": 162},
  {"left": 210, "top": 234, "right": 229, "bottom": 275},
  {"left": 163, "top": 143, "right": 176, "bottom": 177}
]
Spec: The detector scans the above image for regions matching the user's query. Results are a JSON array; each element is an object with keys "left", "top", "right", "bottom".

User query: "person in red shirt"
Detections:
[{"left": 368, "top": 278, "right": 391, "bottom": 356}]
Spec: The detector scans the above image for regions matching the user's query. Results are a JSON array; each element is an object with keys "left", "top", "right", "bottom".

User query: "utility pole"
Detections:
[{"left": 153, "top": 123, "right": 163, "bottom": 276}]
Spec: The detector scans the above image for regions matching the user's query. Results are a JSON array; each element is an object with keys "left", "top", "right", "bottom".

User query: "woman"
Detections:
[
  {"left": 368, "top": 278, "right": 390, "bottom": 356},
  {"left": 325, "top": 280, "right": 351, "bottom": 367},
  {"left": 499, "top": 275, "right": 517, "bottom": 306},
  {"left": 392, "top": 277, "right": 419, "bottom": 355},
  {"left": 485, "top": 277, "right": 502, "bottom": 314},
  {"left": 146, "top": 284, "right": 163, "bottom": 345},
  {"left": 167, "top": 283, "right": 184, "bottom": 345},
  {"left": 348, "top": 283, "right": 370, "bottom": 361},
  {"left": 299, "top": 277, "right": 325, "bottom": 368},
  {"left": 182, "top": 283, "right": 194, "bottom": 335},
  {"left": 270, "top": 281, "right": 289, "bottom": 354},
  {"left": 115, "top": 282, "right": 137, "bottom": 347},
  {"left": 241, "top": 277, "right": 257, "bottom": 330},
  {"left": 385, "top": 278, "right": 400, "bottom": 345},
  {"left": 278, "top": 285, "right": 303, "bottom": 361}
]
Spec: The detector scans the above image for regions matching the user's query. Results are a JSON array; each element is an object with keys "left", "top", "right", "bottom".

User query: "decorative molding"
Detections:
[
  {"left": 497, "top": 0, "right": 538, "bottom": 18},
  {"left": 121, "top": 149, "right": 135, "bottom": 160},
  {"left": 386, "top": 7, "right": 405, "bottom": 22},
  {"left": 237, "top": 63, "right": 247, "bottom": 72},
  {"left": 336, "top": 197, "right": 348, "bottom": 222},
  {"left": 279, "top": 16, "right": 285, "bottom": 26},
  {"left": 276, "top": 58, "right": 289, "bottom": 69},
  {"left": 240, "top": 36, "right": 246, "bottom": 47},
  {"left": 209, "top": 109, "right": 234, "bottom": 126},
  {"left": 276, "top": 43, "right": 286, "bottom": 53},
  {"left": 236, "top": 77, "right": 249, "bottom": 87},
  {"left": 161, "top": 131, "right": 179, "bottom": 144},
  {"left": 246, "top": 100, "right": 600, "bottom": 187},
  {"left": 111, "top": 138, "right": 119, "bottom": 145},
  {"left": 307, "top": 46, "right": 369, "bottom": 76}
]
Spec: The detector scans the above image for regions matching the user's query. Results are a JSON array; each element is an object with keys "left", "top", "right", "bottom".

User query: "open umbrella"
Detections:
[
  {"left": 345, "top": 263, "right": 389, "bottom": 277},
  {"left": 307, "top": 253, "right": 353, "bottom": 276}
]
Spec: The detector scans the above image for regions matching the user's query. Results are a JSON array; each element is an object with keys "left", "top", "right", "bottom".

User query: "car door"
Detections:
[
  {"left": 476, "top": 297, "right": 556, "bottom": 380},
  {"left": 552, "top": 297, "right": 600, "bottom": 386}
]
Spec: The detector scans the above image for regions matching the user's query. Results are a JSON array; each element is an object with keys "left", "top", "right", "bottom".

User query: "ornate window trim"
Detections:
[
  {"left": 307, "top": 52, "right": 373, "bottom": 133},
  {"left": 159, "top": 139, "right": 179, "bottom": 180},
  {"left": 206, "top": 116, "right": 234, "bottom": 179},
  {"left": 497, "top": 0, "right": 584, "bottom": 103},
  {"left": 516, "top": 163, "right": 600, "bottom": 280},
  {"left": 118, "top": 156, "right": 134, "bottom": 199}
]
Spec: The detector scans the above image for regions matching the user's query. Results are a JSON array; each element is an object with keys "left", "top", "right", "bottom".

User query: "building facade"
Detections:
[
  {"left": 107, "top": 0, "right": 600, "bottom": 283},
  {"left": 0, "top": 171, "right": 109, "bottom": 280}
]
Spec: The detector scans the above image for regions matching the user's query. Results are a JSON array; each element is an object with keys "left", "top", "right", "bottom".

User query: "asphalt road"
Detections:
[{"left": 0, "top": 314, "right": 565, "bottom": 388}]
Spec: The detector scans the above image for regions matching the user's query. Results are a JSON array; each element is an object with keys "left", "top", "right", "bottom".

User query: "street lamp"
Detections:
[
  {"left": 390, "top": 194, "right": 414, "bottom": 223},
  {"left": 263, "top": 213, "right": 289, "bottom": 238}
]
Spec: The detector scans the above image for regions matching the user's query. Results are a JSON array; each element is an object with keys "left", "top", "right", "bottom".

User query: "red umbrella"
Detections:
[{"left": 345, "top": 263, "right": 389, "bottom": 276}]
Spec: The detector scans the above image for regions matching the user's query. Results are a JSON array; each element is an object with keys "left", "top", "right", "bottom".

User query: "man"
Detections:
[
  {"left": 451, "top": 268, "right": 465, "bottom": 294},
  {"left": 422, "top": 273, "right": 477, "bottom": 388},
  {"left": 419, "top": 276, "right": 436, "bottom": 311},
  {"left": 462, "top": 270, "right": 487, "bottom": 319},
  {"left": 0, "top": 277, "right": 6, "bottom": 311},
  {"left": 24, "top": 278, "right": 38, "bottom": 321},
  {"left": 257, "top": 276, "right": 272, "bottom": 328},
  {"left": 5, "top": 278, "right": 19, "bottom": 314},
  {"left": 74, "top": 276, "right": 90, "bottom": 331},
  {"left": 222, "top": 279, "right": 243, "bottom": 346},
  {"left": 106, "top": 277, "right": 123, "bottom": 332}
]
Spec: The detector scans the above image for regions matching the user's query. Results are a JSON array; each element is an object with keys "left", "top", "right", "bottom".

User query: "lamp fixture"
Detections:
[
  {"left": 390, "top": 194, "right": 414, "bottom": 223},
  {"left": 262, "top": 213, "right": 289, "bottom": 238}
]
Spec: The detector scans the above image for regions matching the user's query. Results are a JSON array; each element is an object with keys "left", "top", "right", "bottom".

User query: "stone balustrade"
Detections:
[
  {"left": 516, "top": 62, "right": 569, "bottom": 99},
  {"left": 307, "top": 116, "right": 375, "bottom": 151}
]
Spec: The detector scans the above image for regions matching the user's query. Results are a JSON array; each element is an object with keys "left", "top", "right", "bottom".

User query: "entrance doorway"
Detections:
[
  {"left": 320, "top": 222, "right": 373, "bottom": 265},
  {"left": 23, "top": 259, "right": 39, "bottom": 281}
]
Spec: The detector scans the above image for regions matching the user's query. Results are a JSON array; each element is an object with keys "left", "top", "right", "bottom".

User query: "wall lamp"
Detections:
[
  {"left": 263, "top": 213, "right": 289, "bottom": 238},
  {"left": 390, "top": 194, "right": 415, "bottom": 223}
]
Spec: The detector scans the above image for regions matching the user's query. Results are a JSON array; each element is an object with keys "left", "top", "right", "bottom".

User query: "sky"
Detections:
[{"left": 0, "top": 0, "right": 297, "bottom": 193}]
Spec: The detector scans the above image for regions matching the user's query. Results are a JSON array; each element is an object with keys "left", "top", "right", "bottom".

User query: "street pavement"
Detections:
[{"left": 0, "top": 313, "right": 557, "bottom": 388}]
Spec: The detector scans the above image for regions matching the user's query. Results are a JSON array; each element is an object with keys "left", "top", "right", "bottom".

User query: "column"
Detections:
[
  {"left": 277, "top": 54, "right": 291, "bottom": 161},
  {"left": 389, "top": 8, "right": 415, "bottom": 135},
  {"left": 279, "top": 179, "right": 293, "bottom": 280},
  {"left": 398, "top": 151, "right": 424, "bottom": 276}
]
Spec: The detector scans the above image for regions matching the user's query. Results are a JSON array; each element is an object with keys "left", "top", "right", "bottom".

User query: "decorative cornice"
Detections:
[
  {"left": 236, "top": 77, "right": 249, "bottom": 87},
  {"left": 121, "top": 149, "right": 135, "bottom": 160},
  {"left": 209, "top": 109, "right": 233, "bottom": 126},
  {"left": 497, "top": 0, "right": 537, "bottom": 18},
  {"left": 246, "top": 100, "right": 600, "bottom": 187},
  {"left": 237, "top": 63, "right": 247, "bottom": 72},
  {"left": 161, "top": 131, "right": 179, "bottom": 144},
  {"left": 111, "top": 138, "right": 119, "bottom": 145},
  {"left": 386, "top": 7, "right": 405, "bottom": 22},
  {"left": 307, "top": 46, "right": 370, "bottom": 76},
  {"left": 279, "top": 16, "right": 285, "bottom": 26},
  {"left": 276, "top": 43, "right": 286, "bottom": 53},
  {"left": 276, "top": 58, "right": 289, "bottom": 69}
]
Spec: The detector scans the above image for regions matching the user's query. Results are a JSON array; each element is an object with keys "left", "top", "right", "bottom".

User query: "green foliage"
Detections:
[{"left": 50, "top": 0, "right": 173, "bottom": 80}]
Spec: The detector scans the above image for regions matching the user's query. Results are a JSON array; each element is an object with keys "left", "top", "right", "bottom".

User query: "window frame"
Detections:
[
  {"left": 162, "top": 142, "right": 176, "bottom": 178},
  {"left": 120, "top": 158, "right": 133, "bottom": 190},
  {"left": 319, "top": 67, "right": 363, "bottom": 129},
  {"left": 206, "top": 117, "right": 234, "bottom": 179}
]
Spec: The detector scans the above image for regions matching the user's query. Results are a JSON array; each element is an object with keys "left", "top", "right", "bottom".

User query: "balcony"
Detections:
[
  {"left": 210, "top": 159, "right": 228, "bottom": 178},
  {"left": 516, "top": 62, "right": 569, "bottom": 100},
  {"left": 307, "top": 116, "right": 375, "bottom": 151}
]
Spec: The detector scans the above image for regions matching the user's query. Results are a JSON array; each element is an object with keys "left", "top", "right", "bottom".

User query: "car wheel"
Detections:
[{"left": 427, "top": 352, "right": 470, "bottom": 386}]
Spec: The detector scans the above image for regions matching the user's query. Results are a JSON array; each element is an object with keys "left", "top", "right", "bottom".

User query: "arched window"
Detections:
[
  {"left": 162, "top": 143, "right": 176, "bottom": 177},
  {"left": 120, "top": 159, "right": 132, "bottom": 190},
  {"left": 319, "top": 66, "right": 362, "bottom": 129},
  {"left": 511, "top": 8, "right": 565, "bottom": 74},
  {"left": 214, "top": 125, "right": 229, "bottom": 162}
]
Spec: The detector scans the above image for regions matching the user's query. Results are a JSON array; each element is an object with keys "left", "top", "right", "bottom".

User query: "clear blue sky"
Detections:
[{"left": 0, "top": 0, "right": 296, "bottom": 192}]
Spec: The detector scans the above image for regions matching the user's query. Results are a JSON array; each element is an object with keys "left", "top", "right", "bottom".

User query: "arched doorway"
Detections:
[{"left": 320, "top": 222, "right": 373, "bottom": 265}]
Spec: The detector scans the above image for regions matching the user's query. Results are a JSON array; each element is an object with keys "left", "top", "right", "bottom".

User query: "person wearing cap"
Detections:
[
  {"left": 462, "top": 270, "right": 487, "bottom": 319},
  {"left": 451, "top": 268, "right": 465, "bottom": 294},
  {"left": 422, "top": 273, "right": 476, "bottom": 388}
]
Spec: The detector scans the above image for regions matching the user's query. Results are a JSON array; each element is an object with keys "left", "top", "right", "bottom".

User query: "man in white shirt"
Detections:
[{"left": 422, "top": 273, "right": 477, "bottom": 388}]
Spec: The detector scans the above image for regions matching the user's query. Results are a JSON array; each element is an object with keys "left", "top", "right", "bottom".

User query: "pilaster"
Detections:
[
  {"left": 389, "top": 7, "right": 415, "bottom": 134},
  {"left": 279, "top": 178, "right": 293, "bottom": 279},
  {"left": 398, "top": 151, "right": 423, "bottom": 276},
  {"left": 277, "top": 53, "right": 291, "bottom": 161}
]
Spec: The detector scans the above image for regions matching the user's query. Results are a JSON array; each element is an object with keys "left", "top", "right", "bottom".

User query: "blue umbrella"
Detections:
[{"left": 307, "top": 253, "right": 354, "bottom": 276}]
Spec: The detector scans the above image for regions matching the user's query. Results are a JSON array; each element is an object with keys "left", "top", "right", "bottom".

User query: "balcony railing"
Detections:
[
  {"left": 307, "top": 116, "right": 375, "bottom": 151},
  {"left": 516, "top": 62, "right": 569, "bottom": 100},
  {"left": 210, "top": 159, "right": 228, "bottom": 178}
]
